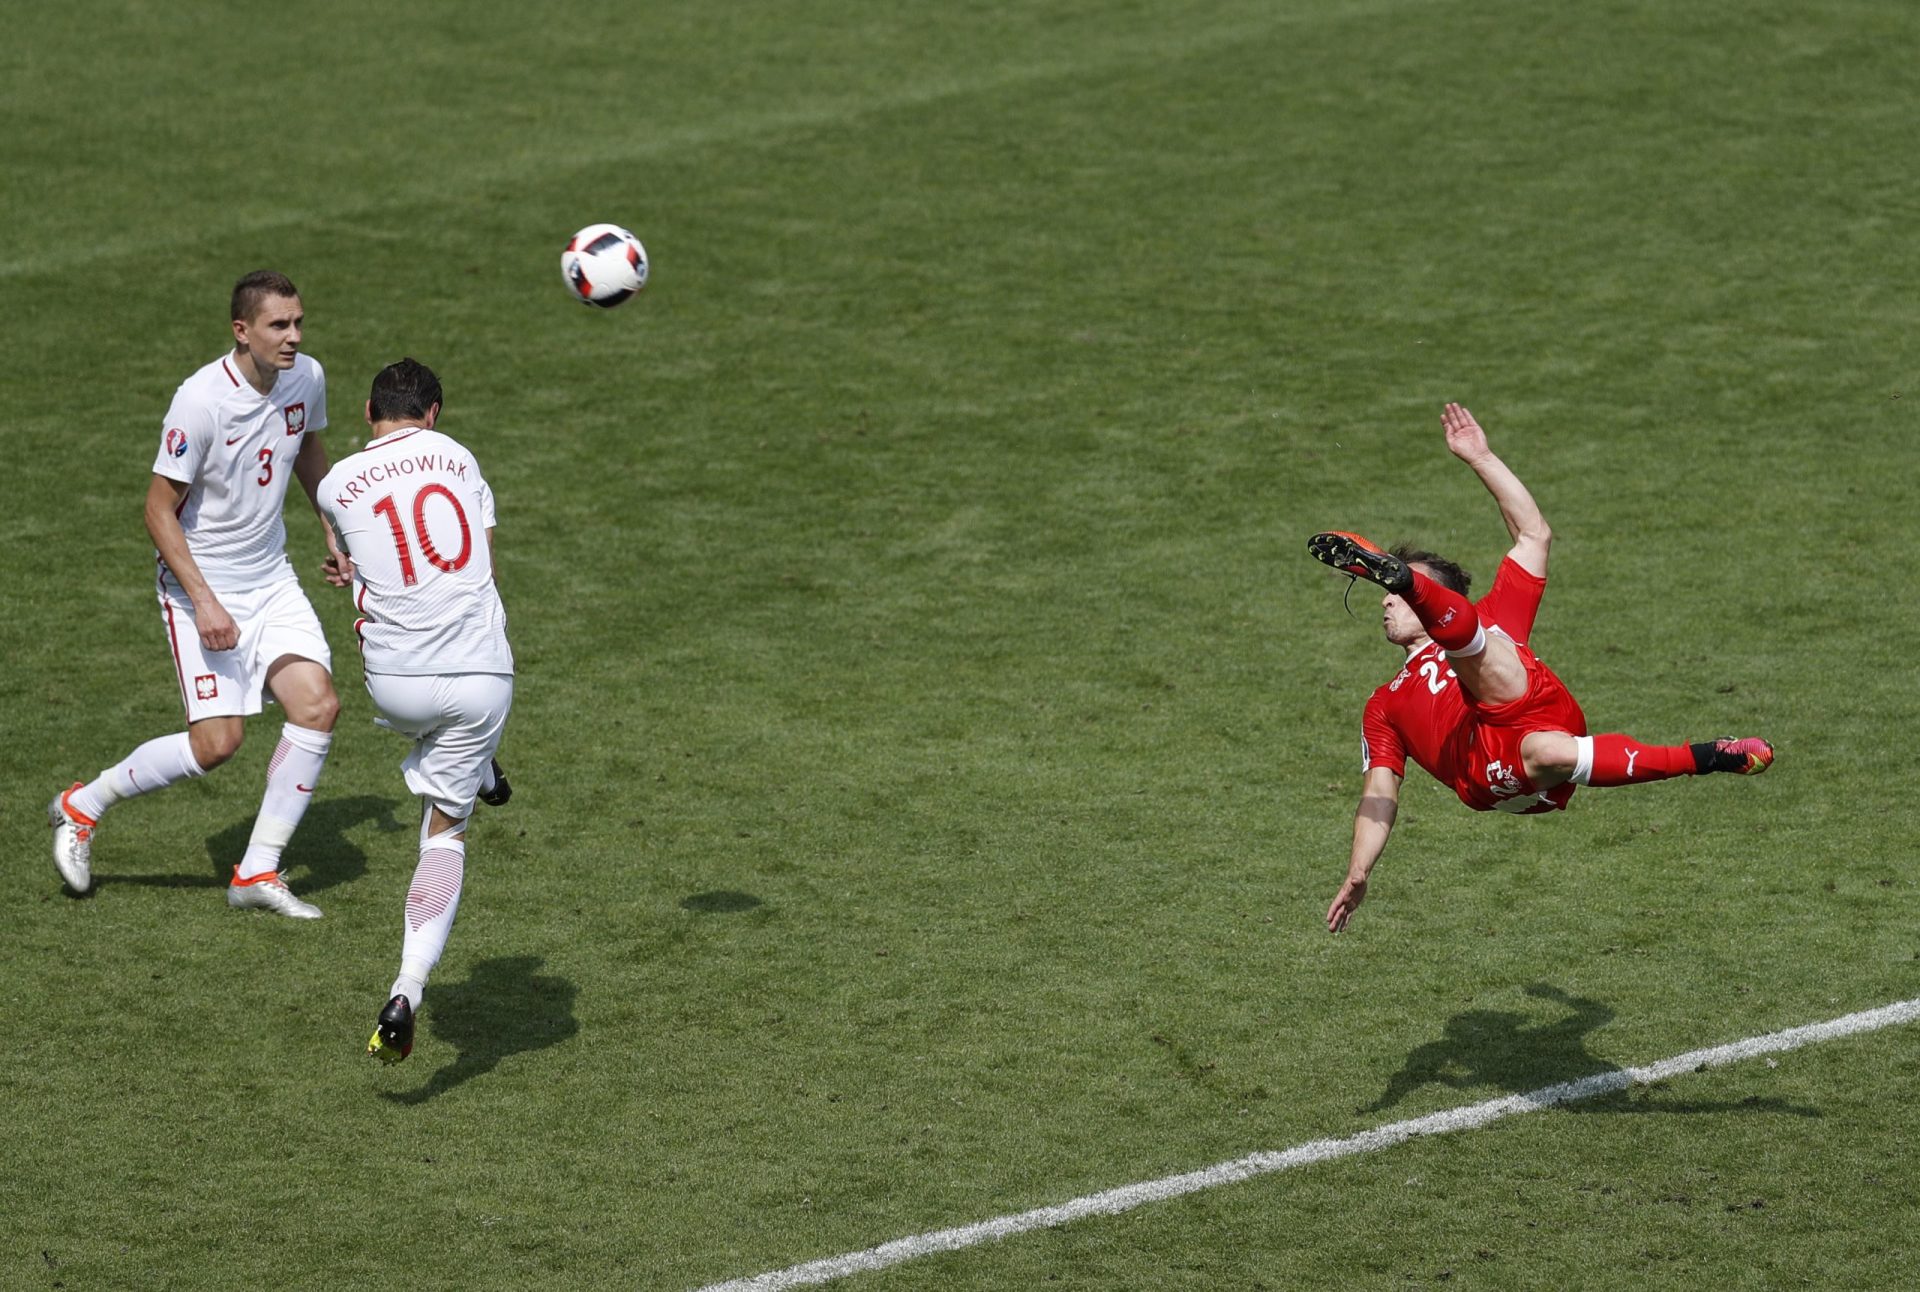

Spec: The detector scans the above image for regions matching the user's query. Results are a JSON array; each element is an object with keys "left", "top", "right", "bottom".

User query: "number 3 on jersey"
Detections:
[{"left": 372, "top": 485, "right": 473, "bottom": 586}]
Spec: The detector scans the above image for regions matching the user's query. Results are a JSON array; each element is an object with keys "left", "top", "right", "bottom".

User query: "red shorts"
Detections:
[{"left": 1451, "top": 651, "right": 1587, "bottom": 814}]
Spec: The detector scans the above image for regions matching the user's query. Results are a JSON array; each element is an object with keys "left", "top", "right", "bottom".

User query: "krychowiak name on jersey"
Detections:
[{"left": 318, "top": 427, "right": 513, "bottom": 677}]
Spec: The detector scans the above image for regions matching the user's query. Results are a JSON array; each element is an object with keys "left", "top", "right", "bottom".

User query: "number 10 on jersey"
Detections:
[{"left": 372, "top": 486, "right": 473, "bottom": 586}]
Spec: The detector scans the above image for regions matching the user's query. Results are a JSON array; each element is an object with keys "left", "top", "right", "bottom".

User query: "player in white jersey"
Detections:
[
  {"left": 317, "top": 358, "right": 515, "bottom": 1063},
  {"left": 48, "top": 271, "right": 350, "bottom": 919}
]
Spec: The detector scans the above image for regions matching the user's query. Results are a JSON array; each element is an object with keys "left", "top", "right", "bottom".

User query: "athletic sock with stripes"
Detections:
[{"left": 392, "top": 834, "right": 467, "bottom": 1011}]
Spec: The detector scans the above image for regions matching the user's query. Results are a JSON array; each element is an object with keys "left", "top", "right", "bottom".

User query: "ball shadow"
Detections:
[{"left": 680, "top": 890, "right": 764, "bottom": 914}]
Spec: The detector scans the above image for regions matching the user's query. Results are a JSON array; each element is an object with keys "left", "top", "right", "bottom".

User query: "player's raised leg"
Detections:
[
  {"left": 1308, "top": 531, "right": 1413, "bottom": 594},
  {"left": 477, "top": 757, "right": 511, "bottom": 807},
  {"left": 1310, "top": 531, "right": 1529, "bottom": 705},
  {"left": 1310, "top": 531, "right": 1487, "bottom": 651},
  {"left": 1523, "top": 731, "right": 1774, "bottom": 788}
]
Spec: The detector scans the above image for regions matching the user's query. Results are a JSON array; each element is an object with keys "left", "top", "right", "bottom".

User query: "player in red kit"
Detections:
[{"left": 1310, "top": 403, "right": 1774, "bottom": 934}]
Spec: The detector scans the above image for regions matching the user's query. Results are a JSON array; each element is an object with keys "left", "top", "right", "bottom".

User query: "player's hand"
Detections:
[
  {"left": 198, "top": 599, "right": 240, "bottom": 652},
  {"left": 1327, "top": 876, "right": 1368, "bottom": 933},
  {"left": 321, "top": 546, "right": 355, "bottom": 587},
  {"left": 319, "top": 525, "right": 355, "bottom": 587},
  {"left": 1441, "top": 403, "right": 1492, "bottom": 464}
]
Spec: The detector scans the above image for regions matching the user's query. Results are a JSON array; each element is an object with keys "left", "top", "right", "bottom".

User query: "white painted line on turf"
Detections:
[{"left": 695, "top": 996, "right": 1920, "bottom": 1291}]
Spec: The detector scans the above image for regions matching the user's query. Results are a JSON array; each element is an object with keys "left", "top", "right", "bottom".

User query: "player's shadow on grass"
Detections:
[
  {"left": 382, "top": 955, "right": 579, "bottom": 1106},
  {"left": 88, "top": 793, "right": 404, "bottom": 893},
  {"left": 1365, "top": 983, "right": 1819, "bottom": 1119},
  {"left": 202, "top": 793, "right": 406, "bottom": 896}
]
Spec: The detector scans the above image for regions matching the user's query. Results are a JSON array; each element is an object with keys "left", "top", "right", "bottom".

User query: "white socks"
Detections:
[
  {"left": 391, "top": 972, "right": 428, "bottom": 1013},
  {"left": 73, "top": 733, "right": 207, "bottom": 819},
  {"left": 236, "top": 724, "right": 333, "bottom": 880},
  {"left": 391, "top": 831, "right": 467, "bottom": 1011}
]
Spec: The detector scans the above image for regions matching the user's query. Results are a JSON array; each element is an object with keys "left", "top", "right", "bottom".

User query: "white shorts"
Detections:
[
  {"left": 365, "top": 671, "right": 514, "bottom": 821},
  {"left": 158, "top": 568, "right": 332, "bottom": 723}
]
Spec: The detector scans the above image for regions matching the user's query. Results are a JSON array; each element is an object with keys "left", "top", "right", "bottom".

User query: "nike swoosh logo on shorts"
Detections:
[{"left": 296, "top": 783, "right": 315, "bottom": 793}]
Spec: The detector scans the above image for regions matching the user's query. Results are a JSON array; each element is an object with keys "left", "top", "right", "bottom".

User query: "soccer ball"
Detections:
[{"left": 561, "top": 224, "right": 649, "bottom": 308}]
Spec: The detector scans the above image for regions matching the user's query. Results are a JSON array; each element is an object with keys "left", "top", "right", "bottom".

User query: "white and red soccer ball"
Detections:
[{"left": 561, "top": 224, "right": 649, "bottom": 308}]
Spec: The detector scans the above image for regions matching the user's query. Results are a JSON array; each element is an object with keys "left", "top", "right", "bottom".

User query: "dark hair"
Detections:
[
  {"left": 368, "top": 358, "right": 443, "bottom": 423},
  {"left": 231, "top": 270, "right": 300, "bottom": 322},
  {"left": 1391, "top": 545, "right": 1471, "bottom": 596}
]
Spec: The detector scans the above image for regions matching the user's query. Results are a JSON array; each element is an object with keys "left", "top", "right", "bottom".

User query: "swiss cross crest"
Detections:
[
  {"left": 195, "top": 674, "right": 219, "bottom": 701},
  {"left": 283, "top": 402, "right": 307, "bottom": 436}
]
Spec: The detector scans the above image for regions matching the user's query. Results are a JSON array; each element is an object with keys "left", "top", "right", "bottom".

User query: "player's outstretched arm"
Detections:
[
  {"left": 1441, "top": 403, "right": 1550, "bottom": 578},
  {"left": 1329, "top": 766, "right": 1401, "bottom": 933},
  {"left": 145, "top": 474, "right": 238, "bottom": 651}
]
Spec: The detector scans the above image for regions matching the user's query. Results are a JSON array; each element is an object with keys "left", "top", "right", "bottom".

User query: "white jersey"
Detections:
[
  {"left": 318, "top": 426, "right": 513, "bottom": 677},
  {"left": 153, "top": 351, "right": 328, "bottom": 593}
]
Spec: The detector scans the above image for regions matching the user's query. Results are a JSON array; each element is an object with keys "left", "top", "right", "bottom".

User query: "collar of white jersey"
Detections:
[
  {"left": 222, "top": 352, "right": 280, "bottom": 401},
  {"left": 366, "top": 424, "right": 432, "bottom": 450}
]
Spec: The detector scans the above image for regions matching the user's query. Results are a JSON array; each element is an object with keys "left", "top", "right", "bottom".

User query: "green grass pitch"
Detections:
[{"left": 3, "top": 0, "right": 1917, "bottom": 1287}]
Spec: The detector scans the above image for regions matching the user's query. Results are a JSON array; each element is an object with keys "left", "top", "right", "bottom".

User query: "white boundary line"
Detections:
[{"left": 696, "top": 997, "right": 1920, "bottom": 1291}]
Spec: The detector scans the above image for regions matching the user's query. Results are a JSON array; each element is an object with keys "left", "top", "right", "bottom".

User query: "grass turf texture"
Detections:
[{"left": 3, "top": 0, "right": 1917, "bottom": 1286}]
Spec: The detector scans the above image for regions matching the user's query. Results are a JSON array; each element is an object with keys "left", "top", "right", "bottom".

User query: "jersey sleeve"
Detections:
[
  {"left": 1360, "top": 689, "right": 1406, "bottom": 777},
  {"left": 152, "top": 387, "right": 213, "bottom": 484},
  {"left": 476, "top": 474, "right": 498, "bottom": 529},
  {"left": 314, "top": 464, "right": 341, "bottom": 532},
  {"left": 1475, "top": 557, "right": 1547, "bottom": 645}
]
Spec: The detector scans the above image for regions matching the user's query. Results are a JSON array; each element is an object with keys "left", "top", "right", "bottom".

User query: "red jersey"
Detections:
[{"left": 1360, "top": 558, "right": 1587, "bottom": 814}]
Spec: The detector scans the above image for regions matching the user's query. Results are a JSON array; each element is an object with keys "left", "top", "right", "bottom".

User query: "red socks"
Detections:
[
  {"left": 1405, "top": 572, "right": 1483, "bottom": 653},
  {"left": 1580, "top": 734, "right": 1697, "bottom": 786}
]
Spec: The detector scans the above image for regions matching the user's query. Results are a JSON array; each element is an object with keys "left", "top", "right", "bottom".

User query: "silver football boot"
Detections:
[
  {"left": 48, "top": 783, "right": 95, "bottom": 894},
  {"left": 227, "top": 871, "right": 323, "bottom": 919}
]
